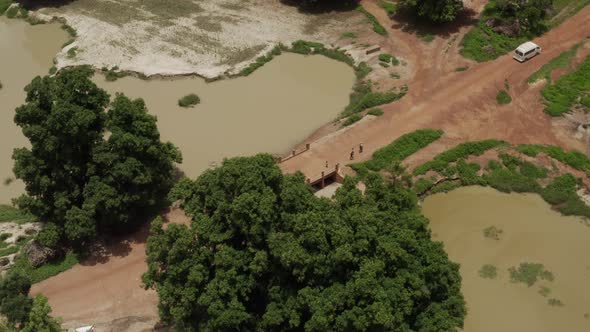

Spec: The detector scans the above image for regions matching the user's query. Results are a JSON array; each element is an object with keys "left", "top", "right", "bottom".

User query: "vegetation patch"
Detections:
[
  {"left": 509, "top": 262, "right": 554, "bottom": 286},
  {"left": 342, "top": 113, "right": 363, "bottom": 127},
  {"left": 379, "top": 0, "right": 397, "bottom": 15},
  {"left": 496, "top": 89, "right": 512, "bottom": 105},
  {"left": 357, "top": 5, "right": 387, "bottom": 36},
  {"left": 548, "top": 298, "right": 564, "bottom": 306},
  {"left": 0, "top": 0, "right": 11, "bottom": 15},
  {"left": 340, "top": 32, "right": 357, "bottom": 39},
  {"left": 455, "top": 66, "right": 469, "bottom": 72},
  {"left": 342, "top": 82, "right": 406, "bottom": 118},
  {"left": 239, "top": 45, "right": 283, "bottom": 76},
  {"left": 367, "top": 108, "right": 384, "bottom": 116},
  {"left": 178, "top": 93, "right": 201, "bottom": 108},
  {"left": 539, "top": 286, "right": 552, "bottom": 297},
  {"left": 479, "top": 264, "right": 498, "bottom": 279},
  {"left": 528, "top": 43, "right": 582, "bottom": 83},
  {"left": 414, "top": 140, "right": 507, "bottom": 175},
  {"left": 483, "top": 226, "right": 503, "bottom": 240},
  {"left": 516, "top": 144, "right": 590, "bottom": 175},
  {"left": 352, "top": 129, "right": 443, "bottom": 172},
  {"left": 541, "top": 54, "right": 590, "bottom": 116}
]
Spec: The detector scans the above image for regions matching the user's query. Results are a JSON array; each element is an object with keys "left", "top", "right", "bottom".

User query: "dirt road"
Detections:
[{"left": 280, "top": 1, "right": 590, "bottom": 179}]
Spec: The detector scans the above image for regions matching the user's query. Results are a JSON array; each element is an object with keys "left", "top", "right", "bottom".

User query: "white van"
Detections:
[{"left": 513, "top": 41, "right": 541, "bottom": 62}]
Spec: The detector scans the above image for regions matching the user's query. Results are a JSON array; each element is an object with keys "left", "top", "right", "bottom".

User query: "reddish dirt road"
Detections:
[
  {"left": 31, "top": 2, "right": 590, "bottom": 331},
  {"left": 280, "top": 1, "right": 590, "bottom": 179}
]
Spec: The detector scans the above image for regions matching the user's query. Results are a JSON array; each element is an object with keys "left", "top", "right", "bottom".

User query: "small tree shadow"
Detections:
[
  {"left": 279, "top": 0, "right": 359, "bottom": 14},
  {"left": 17, "top": 0, "right": 77, "bottom": 10},
  {"left": 79, "top": 225, "right": 148, "bottom": 266},
  {"left": 391, "top": 8, "right": 479, "bottom": 39}
]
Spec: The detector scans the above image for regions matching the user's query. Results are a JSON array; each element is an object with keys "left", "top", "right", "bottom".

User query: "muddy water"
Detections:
[
  {"left": 95, "top": 53, "right": 354, "bottom": 178},
  {"left": 0, "top": 17, "right": 68, "bottom": 204},
  {"left": 422, "top": 186, "right": 590, "bottom": 332}
]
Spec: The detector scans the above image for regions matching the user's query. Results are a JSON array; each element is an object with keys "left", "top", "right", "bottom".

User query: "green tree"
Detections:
[
  {"left": 21, "top": 295, "right": 61, "bottom": 332},
  {"left": 144, "top": 154, "right": 465, "bottom": 331},
  {"left": 85, "top": 94, "right": 182, "bottom": 233},
  {"left": 400, "top": 0, "right": 464, "bottom": 23},
  {"left": 13, "top": 68, "right": 181, "bottom": 247},
  {"left": 0, "top": 270, "right": 33, "bottom": 326},
  {"left": 12, "top": 67, "right": 109, "bottom": 244}
]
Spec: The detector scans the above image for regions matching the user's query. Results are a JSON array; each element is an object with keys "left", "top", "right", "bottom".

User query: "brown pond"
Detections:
[
  {"left": 0, "top": 16, "right": 354, "bottom": 204},
  {"left": 0, "top": 17, "right": 68, "bottom": 204},
  {"left": 422, "top": 186, "right": 590, "bottom": 332}
]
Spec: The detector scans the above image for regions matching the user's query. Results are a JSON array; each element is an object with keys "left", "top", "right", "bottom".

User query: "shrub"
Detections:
[
  {"left": 378, "top": 53, "right": 393, "bottom": 63},
  {"left": 519, "top": 161, "right": 548, "bottom": 179},
  {"left": 379, "top": 0, "right": 397, "bottom": 15},
  {"left": 5, "top": 5, "right": 17, "bottom": 18},
  {"left": 0, "top": 0, "right": 12, "bottom": 15},
  {"left": 509, "top": 262, "right": 554, "bottom": 286},
  {"left": 355, "top": 62, "right": 372, "bottom": 79},
  {"left": 414, "top": 177, "right": 434, "bottom": 193},
  {"left": 539, "top": 286, "right": 551, "bottom": 297},
  {"left": 496, "top": 89, "right": 512, "bottom": 105},
  {"left": 343, "top": 87, "right": 405, "bottom": 117},
  {"left": 581, "top": 96, "right": 590, "bottom": 108},
  {"left": 66, "top": 47, "right": 78, "bottom": 59},
  {"left": 352, "top": 129, "right": 443, "bottom": 172},
  {"left": 178, "top": 93, "right": 201, "bottom": 108},
  {"left": 479, "top": 264, "right": 498, "bottom": 279},
  {"left": 367, "top": 108, "right": 384, "bottom": 116},
  {"left": 484, "top": 168, "right": 540, "bottom": 193},
  {"left": 548, "top": 298, "right": 564, "bottom": 307},
  {"left": 342, "top": 113, "right": 363, "bottom": 126},
  {"left": 541, "top": 173, "right": 577, "bottom": 205},
  {"left": 414, "top": 139, "right": 506, "bottom": 175},
  {"left": 455, "top": 66, "right": 469, "bottom": 72},
  {"left": 0, "top": 205, "right": 36, "bottom": 224}
]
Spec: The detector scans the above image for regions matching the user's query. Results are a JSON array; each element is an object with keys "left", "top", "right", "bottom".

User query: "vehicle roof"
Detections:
[{"left": 516, "top": 41, "right": 539, "bottom": 52}]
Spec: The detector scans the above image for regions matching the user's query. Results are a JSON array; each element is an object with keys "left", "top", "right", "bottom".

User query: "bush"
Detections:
[
  {"left": 178, "top": 93, "right": 201, "bottom": 107},
  {"left": 367, "top": 108, "right": 384, "bottom": 116},
  {"left": 379, "top": 0, "right": 397, "bottom": 15},
  {"left": 352, "top": 129, "right": 443, "bottom": 172},
  {"left": 519, "top": 161, "right": 548, "bottom": 179},
  {"left": 340, "top": 32, "right": 357, "bottom": 39},
  {"left": 581, "top": 95, "right": 590, "bottom": 108},
  {"left": 517, "top": 144, "right": 590, "bottom": 174},
  {"left": 496, "top": 89, "right": 512, "bottom": 105},
  {"left": 0, "top": 270, "right": 33, "bottom": 326},
  {"left": 0, "top": 205, "right": 36, "bottom": 224},
  {"left": 343, "top": 86, "right": 405, "bottom": 117},
  {"left": 342, "top": 113, "right": 363, "bottom": 126},
  {"left": 355, "top": 62, "right": 372, "bottom": 79},
  {"left": 414, "top": 177, "right": 434, "bottom": 193},
  {"left": 541, "top": 173, "right": 577, "bottom": 205},
  {"left": 483, "top": 226, "right": 503, "bottom": 240},
  {"left": 414, "top": 139, "right": 507, "bottom": 175},
  {"left": 528, "top": 44, "right": 582, "bottom": 83}
]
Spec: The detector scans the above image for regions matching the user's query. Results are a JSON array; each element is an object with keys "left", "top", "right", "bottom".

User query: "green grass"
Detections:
[
  {"left": 484, "top": 167, "right": 541, "bottom": 193},
  {"left": 479, "top": 264, "right": 498, "bottom": 279},
  {"left": 4, "top": 4, "right": 17, "bottom": 18},
  {"left": 357, "top": 5, "right": 387, "bottom": 36},
  {"left": 414, "top": 139, "right": 507, "bottom": 175},
  {"left": 240, "top": 45, "right": 282, "bottom": 76},
  {"left": 581, "top": 96, "right": 590, "bottom": 108},
  {"left": 542, "top": 54, "right": 590, "bottom": 116},
  {"left": 455, "top": 66, "right": 469, "bottom": 72},
  {"left": 66, "top": 47, "right": 78, "bottom": 59},
  {"left": 0, "top": 0, "right": 12, "bottom": 15},
  {"left": 351, "top": 129, "right": 443, "bottom": 172},
  {"left": 509, "top": 262, "right": 554, "bottom": 286},
  {"left": 178, "top": 93, "right": 201, "bottom": 108},
  {"left": 420, "top": 33, "right": 435, "bottom": 43},
  {"left": 528, "top": 43, "right": 582, "bottom": 83},
  {"left": 340, "top": 32, "right": 357, "bottom": 39},
  {"left": 550, "top": 0, "right": 590, "bottom": 27},
  {"left": 342, "top": 113, "right": 363, "bottom": 127},
  {"left": 516, "top": 144, "right": 590, "bottom": 175},
  {"left": 342, "top": 82, "right": 406, "bottom": 117},
  {"left": 367, "top": 108, "right": 384, "bottom": 116},
  {"left": 496, "top": 89, "right": 512, "bottom": 105},
  {"left": 379, "top": 0, "right": 396, "bottom": 15},
  {"left": 0, "top": 205, "right": 36, "bottom": 224},
  {"left": 483, "top": 226, "right": 503, "bottom": 240}
]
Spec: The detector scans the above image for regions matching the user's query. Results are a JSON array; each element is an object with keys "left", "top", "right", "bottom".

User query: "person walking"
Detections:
[
  {"left": 350, "top": 148, "right": 355, "bottom": 160},
  {"left": 325, "top": 160, "right": 329, "bottom": 168},
  {"left": 359, "top": 143, "right": 364, "bottom": 154}
]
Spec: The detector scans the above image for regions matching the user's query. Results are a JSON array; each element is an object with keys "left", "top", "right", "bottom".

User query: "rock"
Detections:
[
  {"left": 25, "top": 241, "right": 59, "bottom": 268},
  {"left": 0, "top": 257, "right": 9, "bottom": 267}
]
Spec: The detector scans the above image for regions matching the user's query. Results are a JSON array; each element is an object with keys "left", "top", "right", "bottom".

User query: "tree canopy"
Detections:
[
  {"left": 13, "top": 67, "right": 181, "bottom": 247},
  {"left": 143, "top": 154, "right": 465, "bottom": 331},
  {"left": 0, "top": 270, "right": 33, "bottom": 326},
  {"left": 400, "top": 0, "right": 464, "bottom": 23},
  {"left": 21, "top": 295, "right": 62, "bottom": 332}
]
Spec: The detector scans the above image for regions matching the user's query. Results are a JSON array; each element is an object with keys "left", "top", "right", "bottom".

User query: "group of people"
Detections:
[{"left": 350, "top": 143, "right": 363, "bottom": 160}]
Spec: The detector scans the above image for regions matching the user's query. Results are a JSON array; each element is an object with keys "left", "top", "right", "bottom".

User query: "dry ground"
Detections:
[{"left": 37, "top": 0, "right": 367, "bottom": 78}]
